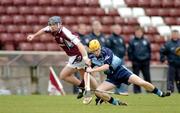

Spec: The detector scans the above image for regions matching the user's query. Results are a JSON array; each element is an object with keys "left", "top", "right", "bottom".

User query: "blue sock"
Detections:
[
  {"left": 108, "top": 97, "right": 119, "bottom": 105},
  {"left": 152, "top": 87, "right": 162, "bottom": 97}
]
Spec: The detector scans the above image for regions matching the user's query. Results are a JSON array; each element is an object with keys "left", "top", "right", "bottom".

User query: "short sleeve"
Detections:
[
  {"left": 62, "top": 27, "right": 80, "bottom": 45},
  {"left": 43, "top": 26, "right": 51, "bottom": 33}
]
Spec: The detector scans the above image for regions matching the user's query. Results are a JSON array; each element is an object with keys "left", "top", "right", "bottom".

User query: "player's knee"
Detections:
[
  {"left": 95, "top": 91, "right": 102, "bottom": 98},
  {"left": 59, "top": 73, "right": 65, "bottom": 80}
]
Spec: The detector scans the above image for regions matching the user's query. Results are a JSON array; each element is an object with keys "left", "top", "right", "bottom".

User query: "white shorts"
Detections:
[{"left": 67, "top": 55, "right": 86, "bottom": 69}]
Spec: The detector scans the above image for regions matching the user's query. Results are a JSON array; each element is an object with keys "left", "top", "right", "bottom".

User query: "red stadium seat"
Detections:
[
  {"left": 95, "top": 8, "right": 105, "bottom": 16},
  {"left": 0, "top": 25, "right": 6, "bottom": 33},
  {"left": 3, "top": 43, "right": 15, "bottom": 50},
  {"left": 14, "top": 33, "right": 27, "bottom": 42},
  {"left": 82, "top": 7, "right": 96, "bottom": 16},
  {"left": 158, "top": 8, "right": 169, "bottom": 17},
  {"left": 39, "top": 16, "right": 49, "bottom": 25},
  {"left": 63, "top": 16, "right": 76, "bottom": 25},
  {"left": 26, "top": 0, "right": 38, "bottom": 5},
  {"left": 19, "top": 6, "right": 32, "bottom": 15},
  {"left": 151, "top": 43, "right": 160, "bottom": 52},
  {"left": 86, "top": 25, "right": 92, "bottom": 33},
  {"left": 0, "top": 33, "right": 14, "bottom": 43},
  {"left": 164, "top": 17, "right": 176, "bottom": 25},
  {"left": 71, "top": 25, "right": 78, "bottom": 32},
  {"left": 33, "top": 25, "right": 43, "bottom": 33},
  {"left": 154, "top": 35, "right": 165, "bottom": 44},
  {"left": 108, "top": 9, "right": 119, "bottom": 16},
  {"left": 46, "top": 43, "right": 61, "bottom": 51},
  {"left": 18, "top": 42, "right": 33, "bottom": 51},
  {"left": 150, "top": 0, "right": 162, "bottom": 7},
  {"left": 38, "top": 0, "right": 51, "bottom": 5},
  {"left": 51, "top": 0, "right": 63, "bottom": 6},
  {"left": 6, "top": 6, "right": 18, "bottom": 15},
  {"left": 146, "top": 26, "right": 158, "bottom": 34},
  {"left": 1, "top": 15, "right": 13, "bottom": 24},
  {"left": 101, "top": 16, "right": 114, "bottom": 25},
  {"left": 125, "top": 0, "right": 138, "bottom": 7},
  {"left": 89, "top": 16, "right": 100, "bottom": 23},
  {"left": 151, "top": 61, "right": 161, "bottom": 65},
  {"left": 102, "top": 25, "right": 111, "bottom": 34},
  {"left": 122, "top": 26, "right": 135, "bottom": 34},
  {"left": 45, "top": 7, "right": 57, "bottom": 15},
  {"left": 13, "top": 0, "right": 26, "bottom": 5},
  {"left": 162, "top": 0, "right": 174, "bottom": 8},
  {"left": 20, "top": 25, "right": 33, "bottom": 33},
  {"left": 176, "top": 18, "right": 180, "bottom": 25},
  {"left": 0, "top": 6, "right": 6, "bottom": 14},
  {"left": 114, "top": 16, "right": 124, "bottom": 25},
  {"left": 151, "top": 52, "right": 157, "bottom": 61},
  {"left": 145, "top": 8, "right": 158, "bottom": 16},
  {"left": 138, "top": 0, "right": 150, "bottom": 7},
  {"left": 1, "top": 0, "right": 13, "bottom": 5},
  {"left": 88, "top": 0, "right": 99, "bottom": 7},
  {"left": 144, "top": 34, "right": 154, "bottom": 43},
  {"left": 63, "top": 0, "right": 76, "bottom": 6},
  {"left": 39, "top": 34, "right": 54, "bottom": 42},
  {"left": 33, "top": 43, "right": 47, "bottom": 51},
  {"left": 6, "top": 25, "right": 20, "bottom": 33},
  {"left": 122, "top": 34, "right": 132, "bottom": 43},
  {"left": 26, "top": 15, "right": 39, "bottom": 24},
  {"left": 155, "top": 52, "right": 160, "bottom": 61},
  {"left": 77, "top": 16, "right": 89, "bottom": 24},
  {"left": 13, "top": 15, "right": 26, "bottom": 24},
  {"left": 126, "top": 18, "right": 138, "bottom": 25},
  {"left": 57, "top": 7, "right": 70, "bottom": 15},
  {"left": 174, "top": 0, "right": 180, "bottom": 7},
  {"left": 70, "top": 7, "right": 82, "bottom": 16},
  {"left": 76, "top": 0, "right": 87, "bottom": 6},
  {"left": 169, "top": 9, "right": 180, "bottom": 17},
  {"left": 32, "top": 6, "right": 45, "bottom": 15}
]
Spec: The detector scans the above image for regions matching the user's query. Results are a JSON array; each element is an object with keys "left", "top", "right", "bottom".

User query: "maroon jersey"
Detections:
[{"left": 43, "top": 26, "right": 81, "bottom": 56}]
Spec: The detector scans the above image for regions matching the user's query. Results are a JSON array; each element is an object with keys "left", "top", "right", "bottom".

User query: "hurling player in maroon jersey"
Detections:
[{"left": 27, "top": 16, "right": 98, "bottom": 104}]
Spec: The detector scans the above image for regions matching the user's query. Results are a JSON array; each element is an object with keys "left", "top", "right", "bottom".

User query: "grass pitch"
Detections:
[{"left": 0, "top": 94, "right": 179, "bottom": 113}]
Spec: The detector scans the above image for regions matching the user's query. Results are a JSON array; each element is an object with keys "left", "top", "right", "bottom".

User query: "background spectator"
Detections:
[
  {"left": 128, "top": 27, "right": 151, "bottom": 93},
  {"left": 160, "top": 30, "right": 180, "bottom": 93},
  {"left": 106, "top": 24, "right": 128, "bottom": 95}
]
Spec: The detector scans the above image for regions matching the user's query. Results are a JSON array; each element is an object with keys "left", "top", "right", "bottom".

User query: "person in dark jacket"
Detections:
[
  {"left": 160, "top": 30, "right": 180, "bottom": 93},
  {"left": 82, "top": 20, "right": 106, "bottom": 47},
  {"left": 106, "top": 24, "right": 128, "bottom": 95},
  {"left": 128, "top": 26, "right": 151, "bottom": 93}
]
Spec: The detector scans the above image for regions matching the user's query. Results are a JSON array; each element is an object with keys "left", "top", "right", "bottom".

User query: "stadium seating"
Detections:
[
  {"left": 33, "top": 43, "right": 47, "bottom": 51},
  {"left": 0, "top": 0, "right": 179, "bottom": 64},
  {"left": 18, "top": 42, "right": 33, "bottom": 51},
  {"left": 0, "top": 6, "right": 6, "bottom": 14},
  {"left": 1, "top": 0, "right": 13, "bottom": 5},
  {"left": 51, "top": 0, "right": 63, "bottom": 6},
  {"left": 26, "top": 0, "right": 38, "bottom": 6},
  {"left": 13, "top": 15, "right": 26, "bottom": 24},
  {"left": 46, "top": 43, "right": 61, "bottom": 51},
  {"left": 13, "top": 0, "right": 26, "bottom": 5}
]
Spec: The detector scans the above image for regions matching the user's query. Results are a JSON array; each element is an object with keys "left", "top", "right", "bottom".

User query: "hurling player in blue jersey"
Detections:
[{"left": 86, "top": 39, "right": 171, "bottom": 106}]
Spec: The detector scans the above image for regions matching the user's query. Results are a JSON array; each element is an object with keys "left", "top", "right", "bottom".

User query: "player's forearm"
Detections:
[
  {"left": 77, "top": 43, "right": 88, "bottom": 60},
  {"left": 33, "top": 29, "right": 45, "bottom": 38}
]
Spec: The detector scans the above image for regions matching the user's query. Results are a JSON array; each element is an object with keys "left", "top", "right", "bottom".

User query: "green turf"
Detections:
[{"left": 0, "top": 94, "right": 179, "bottom": 113}]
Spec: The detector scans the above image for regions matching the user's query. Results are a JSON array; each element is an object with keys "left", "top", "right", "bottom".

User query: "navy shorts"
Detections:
[{"left": 105, "top": 65, "right": 133, "bottom": 87}]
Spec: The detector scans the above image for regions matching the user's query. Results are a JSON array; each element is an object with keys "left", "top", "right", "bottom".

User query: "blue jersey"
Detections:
[{"left": 89, "top": 47, "right": 132, "bottom": 86}]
